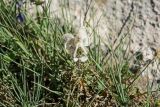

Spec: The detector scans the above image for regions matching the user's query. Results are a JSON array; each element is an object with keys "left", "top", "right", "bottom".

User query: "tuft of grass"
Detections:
[{"left": 0, "top": 0, "right": 159, "bottom": 106}]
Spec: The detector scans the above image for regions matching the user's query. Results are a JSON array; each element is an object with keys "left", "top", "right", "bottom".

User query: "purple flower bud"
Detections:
[{"left": 16, "top": 13, "right": 25, "bottom": 23}]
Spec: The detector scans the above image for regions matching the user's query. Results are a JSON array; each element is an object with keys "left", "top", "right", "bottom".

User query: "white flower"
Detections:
[{"left": 63, "top": 27, "right": 90, "bottom": 62}]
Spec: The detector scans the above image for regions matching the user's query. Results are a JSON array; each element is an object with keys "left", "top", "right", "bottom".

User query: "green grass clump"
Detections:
[{"left": 0, "top": 0, "right": 159, "bottom": 107}]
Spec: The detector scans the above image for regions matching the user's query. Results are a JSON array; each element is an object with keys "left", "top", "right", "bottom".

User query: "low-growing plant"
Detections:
[{"left": 0, "top": 0, "right": 159, "bottom": 107}]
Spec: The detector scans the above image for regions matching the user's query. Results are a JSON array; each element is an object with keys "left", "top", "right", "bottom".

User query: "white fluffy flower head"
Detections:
[{"left": 63, "top": 27, "right": 90, "bottom": 62}]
